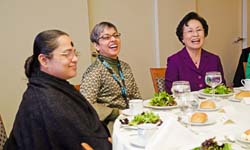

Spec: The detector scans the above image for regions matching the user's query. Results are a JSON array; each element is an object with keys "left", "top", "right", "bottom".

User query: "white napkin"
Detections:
[
  {"left": 145, "top": 117, "right": 201, "bottom": 150},
  {"left": 242, "top": 97, "right": 250, "bottom": 104}
]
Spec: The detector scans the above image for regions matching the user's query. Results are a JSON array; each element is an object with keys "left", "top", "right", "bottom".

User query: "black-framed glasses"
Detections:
[{"left": 98, "top": 33, "right": 121, "bottom": 41}]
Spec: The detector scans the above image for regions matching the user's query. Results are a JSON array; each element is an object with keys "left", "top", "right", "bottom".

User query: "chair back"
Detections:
[
  {"left": 74, "top": 84, "right": 80, "bottom": 91},
  {"left": 150, "top": 68, "right": 166, "bottom": 93},
  {"left": 0, "top": 114, "right": 7, "bottom": 150}
]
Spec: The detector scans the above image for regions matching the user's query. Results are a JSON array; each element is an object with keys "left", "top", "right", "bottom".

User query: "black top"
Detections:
[
  {"left": 233, "top": 47, "right": 250, "bottom": 87},
  {"left": 4, "top": 71, "right": 112, "bottom": 150}
]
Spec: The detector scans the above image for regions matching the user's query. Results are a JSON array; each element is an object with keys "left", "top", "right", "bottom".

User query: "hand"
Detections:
[
  {"left": 108, "top": 137, "right": 112, "bottom": 143},
  {"left": 81, "top": 143, "right": 93, "bottom": 150}
]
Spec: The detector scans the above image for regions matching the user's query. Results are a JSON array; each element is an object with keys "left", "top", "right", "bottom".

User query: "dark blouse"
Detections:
[{"left": 4, "top": 71, "right": 111, "bottom": 150}]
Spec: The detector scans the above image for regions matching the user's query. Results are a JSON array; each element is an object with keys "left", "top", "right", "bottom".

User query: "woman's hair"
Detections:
[
  {"left": 24, "top": 29, "right": 69, "bottom": 78},
  {"left": 176, "top": 12, "right": 209, "bottom": 45},
  {"left": 90, "top": 21, "right": 118, "bottom": 44}
]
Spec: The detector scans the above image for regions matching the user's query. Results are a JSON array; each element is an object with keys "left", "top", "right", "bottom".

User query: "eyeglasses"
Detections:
[
  {"left": 98, "top": 33, "right": 121, "bottom": 41},
  {"left": 183, "top": 29, "right": 204, "bottom": 35},
  {"left": 59, "top": 50, "right": 80, "bottom": 59}
]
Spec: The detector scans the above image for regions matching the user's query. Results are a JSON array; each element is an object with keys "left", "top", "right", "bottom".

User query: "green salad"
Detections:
[
  {"left": 203, "top": 84, "right": 233, "bottom": 94},
  {"left": 149, "top": 91, "right": 177, "bottom": 106},
  {"left": 193, "top": 137, "right": 232, "bottom": 150},
  {"left": 128, "top": 111, "right": 161, "bottom": 126}
]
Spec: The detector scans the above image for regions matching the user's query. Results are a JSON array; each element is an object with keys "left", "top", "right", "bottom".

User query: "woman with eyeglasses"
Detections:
[
  {"left": 4, "top": 30, "right": 112, "bottom": 150},
  {"left": 80, "top": 22, "right": 141, "bottom": 132},
  {"left": 165, "top": 12, "right": 226, "bottom": 93}
]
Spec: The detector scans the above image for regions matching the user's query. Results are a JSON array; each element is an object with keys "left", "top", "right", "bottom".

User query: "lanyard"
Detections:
[{"left": 98, "top": 55, "right": 128, "bottom": 103}]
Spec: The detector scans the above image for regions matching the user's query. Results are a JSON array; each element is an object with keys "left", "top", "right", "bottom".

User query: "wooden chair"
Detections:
[
  {"left": 150, "top": 68, "right": 166, "bottom": 93},
  {"left": 0, "top": 114, "right": 7, "bottom": 149},
  {"left": 74, "top": 84, "right": 80, "bottom": 91},
  {"left": 243, "top": 62, "right": 247, "bottom": 78}
]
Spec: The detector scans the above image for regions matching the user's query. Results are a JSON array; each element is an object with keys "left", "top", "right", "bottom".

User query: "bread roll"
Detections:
[
  {"left": 244, "top": 129, "right": 250, "bottom": 135},
  {"left": 235, "top": 91, "right": 250, "bottom": 99},
  {"left": 190, "top": 112, "right": 208, "bottom": 123},
  {"left": 200, "top": 100, "right": 216, "bottom": 109}
]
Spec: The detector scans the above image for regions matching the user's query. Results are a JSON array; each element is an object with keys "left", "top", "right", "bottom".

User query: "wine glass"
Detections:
[{"left": 205, "top": 71, "right": 222, "bottom": 99}]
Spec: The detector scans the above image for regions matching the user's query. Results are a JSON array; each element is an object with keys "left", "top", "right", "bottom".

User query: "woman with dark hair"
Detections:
[
  {"left": 4, "top": 30, "right": 112, "bottom": 150},
  {"left": 80, "top": 22, "right": 141, "bottom": 132},
  {"left": 165, "top": 12, "right": 226, "bottom": 93}
]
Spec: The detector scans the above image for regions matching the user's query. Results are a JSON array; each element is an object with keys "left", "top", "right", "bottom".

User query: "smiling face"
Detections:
[
  {"left": 94, "top": 27, "right": 121, "bottom": 59},
  {"left": 182, "top": 19, "right": 205, "bottom": 51},
  {"left": 39, "top": 35, "right": 78, "bottom": 80}
]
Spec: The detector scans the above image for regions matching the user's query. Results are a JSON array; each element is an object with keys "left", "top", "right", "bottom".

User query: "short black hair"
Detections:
[{"left": 176, "top": 12, "right": 208, "bottom": 45}]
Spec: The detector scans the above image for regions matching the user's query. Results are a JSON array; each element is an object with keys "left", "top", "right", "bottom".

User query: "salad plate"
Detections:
[
  {"left": 199, "top": 89, "right": 234, "bottom": 97},
  {"left": 119, "top": 111, "right": 162, "bottom": 129},
  {"left": 143, "top": 100, "right": 178, "bottom": 110}
]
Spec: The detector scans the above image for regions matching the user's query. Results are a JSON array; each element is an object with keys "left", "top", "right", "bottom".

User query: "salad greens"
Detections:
[
  {"left": 203, "top": 84, "right": 233, "bottom": 94},
  {"left": 149, "top": 91, "right": 177, "bottom": 106},
  {"left": 193, "top": 137, "right": 232, "bottom": 150},
  {"left": 128, "top": 111, "right": 160, "bottom": 126}
]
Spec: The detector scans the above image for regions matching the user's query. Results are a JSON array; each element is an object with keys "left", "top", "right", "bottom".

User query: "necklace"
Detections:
[{"left": 98, "top": 55, "right": 129, "bottom": 105}]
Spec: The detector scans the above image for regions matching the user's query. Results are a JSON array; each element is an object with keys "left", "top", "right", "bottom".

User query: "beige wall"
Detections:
[
  {"left": 0, "top": 0, "right": 90, "bottom": 134},
  {"left": 158, "top": 0, "right": 196, "bottom": 66}
]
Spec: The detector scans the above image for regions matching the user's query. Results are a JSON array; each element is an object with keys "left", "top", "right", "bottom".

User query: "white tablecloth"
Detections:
[{"left": 112, "top": 95, "right": 250, "bottom": 150}]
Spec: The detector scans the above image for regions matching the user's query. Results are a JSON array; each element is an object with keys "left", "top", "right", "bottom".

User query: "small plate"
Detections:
[
  {"left": 228, "top": 98, "right": 241, "bottom": 102},
  {"left": 143, "top": 100, "right": 178, "bottom": 110},
  {"left": 199, "top": 89, "right": 234, "bottom": 97},
  {"left": 183, "top": 117, "right": 216, "bottom": 126},
  {"left": 236, "top": 135, "right": 250, "bottom": 144},
  {"left": 198, "top": 105, "right": 220, "bottom": 112},
  {"left": 130, "top": 135, "right": 146, "bottom": 148},
  {"left": 121, "top": 109, "right": 133, "bottom": 116}
]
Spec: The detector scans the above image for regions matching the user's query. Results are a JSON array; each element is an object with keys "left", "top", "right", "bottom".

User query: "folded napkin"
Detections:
[
  {"left": 242, "top": 97, "right": 250, "bottom": 104},
  {"left": 145, "top": 117, "right": 201, "bottom": 150}
]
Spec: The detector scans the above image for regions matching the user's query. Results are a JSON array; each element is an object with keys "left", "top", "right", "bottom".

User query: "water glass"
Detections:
[
  {"left": 171, "top": 81, "right": 191, "bottom": 99},
  {"left": 129, "top": 99, "right": 143, "bottom": 115}
]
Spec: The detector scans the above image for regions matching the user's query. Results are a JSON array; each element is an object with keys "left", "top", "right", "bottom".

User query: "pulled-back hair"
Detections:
[
  {"left": 90, "top": 21, "right": 118, "bottom": 44},
  {"left": 176, "top": 12, "right": 208, "bottom": 45},
  {"left": 24, "top": 29, "right": 69, "bottom": 78}
]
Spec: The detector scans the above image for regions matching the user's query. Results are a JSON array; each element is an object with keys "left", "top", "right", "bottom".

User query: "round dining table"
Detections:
[{"left": 112, "top": 90, "right": 250, "bottom": 150}]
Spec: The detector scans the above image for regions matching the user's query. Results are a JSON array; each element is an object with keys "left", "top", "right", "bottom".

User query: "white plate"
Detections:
[
  {"left": 121, "top": 109, "right": 134, "bottom": 116},
  {"left": 130, "top": 135, "right": 146, "bottom": 148},
  {"left": 178, "top": 143, "right": 240, "bottom": 150},
  {"left": 228, "top": 98, "right": 241, "bottom": 102},
  {"left": 199, "top": 89, "right": 234, "bottom": 97},
  {"left": 198, "top": 105, "right": 221, "bottom": 112},
  {"left": 120, "top": 124, "right": 138, "bottom": 129},
  {"left": 143, "top": 100, "right": 178, "bottom": 110},
  {"left": 236, "top": 135, "right": 250, "bottom": 144},
  {"left": 183, "top": 116, "right": 216, "bottom": 126}
]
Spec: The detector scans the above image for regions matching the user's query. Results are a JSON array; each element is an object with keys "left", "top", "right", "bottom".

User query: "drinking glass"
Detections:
[
  {"left": 171, "top": 81, "right": 191, "bottom": 121},
  {"left": 171, "top": 81, "right": 191, "bottom": 99},
  {"left": 205, "top": 71, "right": 222, "bottom": 99}
]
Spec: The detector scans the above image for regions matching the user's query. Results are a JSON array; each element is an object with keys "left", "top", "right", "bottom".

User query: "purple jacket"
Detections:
[{"left": 165, "top": 47, "right": 226, "bottom": 93}]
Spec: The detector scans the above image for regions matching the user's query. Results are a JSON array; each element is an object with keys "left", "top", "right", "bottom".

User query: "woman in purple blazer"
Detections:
[{"left": 165, "top": 12, "right": 226, "bottom": 93}]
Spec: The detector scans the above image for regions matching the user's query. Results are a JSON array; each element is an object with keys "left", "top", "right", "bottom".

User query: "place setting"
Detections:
[{"left": 198, "top": 71, "right": 234, "bottom": 99}]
